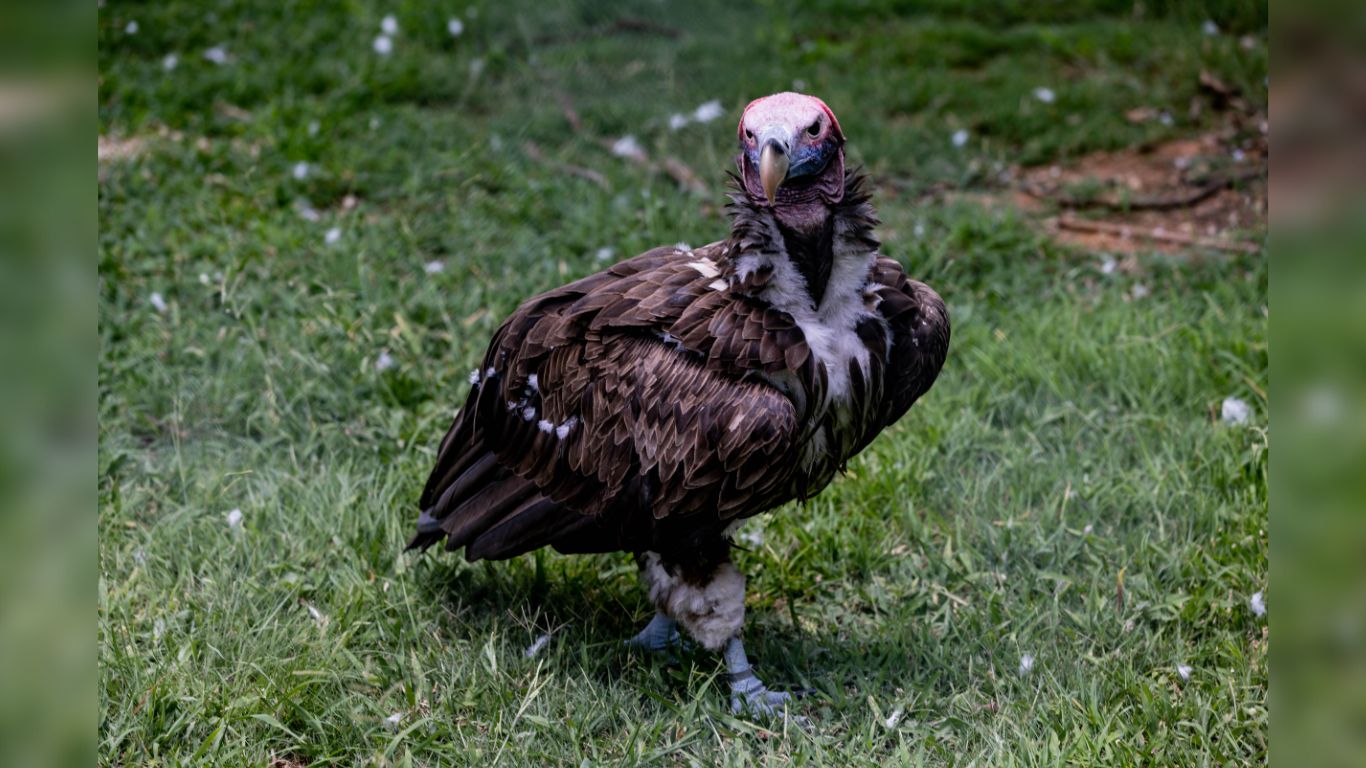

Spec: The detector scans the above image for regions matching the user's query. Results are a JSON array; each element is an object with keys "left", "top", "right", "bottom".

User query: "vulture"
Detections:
[{"left": 411, "top": 92, "right": 949, "bottom": 715}]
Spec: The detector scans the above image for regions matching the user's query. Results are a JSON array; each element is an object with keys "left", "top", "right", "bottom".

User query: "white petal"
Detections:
[
  {"left": 594, "top": 247, "right": 616, "bottom": 262},
  {"left": 537, "top": 419, "right": 554, "bottom": 434},
  {"left": 1131, "top": 283, "right": 1150, "bottom": 299},
  {"left": 149, "top": 292, "right": 167, "bottom": 313},
  {"left": 307, "top": 120, "right": 320, "bottom": 136},
  {"left": 203, "top": 46, "right": 229, "bottom": 65},
  {"left": 884, "top": 706, "right": 904, "bottom": 728},
  {"left": 424, "top": 260, "right": 445, "bottom": 274},
  {"left": 1018, "top": 653, "right": 1035, "bottom": 675},
  {"left": 381, "top": 14, "right": 399, "bottom": 35},
  {"left": 951, "top": 129, "right": 969, "bottom": 148},
  {"left": 447, "top": 17, "right": 464, "bottom": 37},
  {"left": 324, "top": 227, "right": 342, "bottom": 245},
  {"left": 226, "top": 508, "right": 243, "bottom": 528},
  {"left": 1221, "top": 396, "right": 1250, "bottom": 425},
  {"left": 611, "top": 135, "right": 645, "bottom": 161},
  {"left": 162, "top": 54, "right": 179, "bottom": 71},
  {"left": 692, "top": 100, "right": 724, "bottom": 123},
  {"left": 1176, "top": 664, "right": 1193, "bottom": 681},
  {"left": 1202, "top": 20, "right": 1219, "bottom": 36},
  {"left": 125, "top": 20, "right": 139, "bottom": 35},
  {"left": 375, "top": 351, "right": 395, "bottom": 371},
  {"left": 1100, "top": 257, "right": 1117, "bottom": 275},
  {"left": 525, "top": 634, "right": 551, "bottom": 657},
  {"left": 1033, "top": 87, "right": 1056, "bottom": 104},
  {"left": 373, "top": 35, "right": 393, "bottom": 56},
  {"left": 668, "top": 113, "right": 689, "bottom": 131},
  {"left": 292, "top": 161, "right": 310, "bottom": 180},
  {"left": 1249, "top": 591, "right": 1266, "bottom": 617}
]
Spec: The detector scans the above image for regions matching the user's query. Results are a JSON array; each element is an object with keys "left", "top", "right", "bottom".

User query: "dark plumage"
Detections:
[{"left": 410, "top": 92, "right": 949, "bottom": 715}]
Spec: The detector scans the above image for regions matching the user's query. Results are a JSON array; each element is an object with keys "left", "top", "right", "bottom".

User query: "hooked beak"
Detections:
[{"left": 758, "top": 136, "right": 790, "bottom": 205}]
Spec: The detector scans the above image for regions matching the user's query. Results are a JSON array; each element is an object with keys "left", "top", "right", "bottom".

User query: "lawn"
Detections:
[{"left": 98, "top": 1, "right": 1268, "bottom": 764}]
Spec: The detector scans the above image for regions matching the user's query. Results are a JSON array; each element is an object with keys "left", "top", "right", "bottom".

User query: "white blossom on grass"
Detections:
[
  {"left": 525, "top": 634, "right": 551, "bottom": 658},
  {"left": 611, "top": 135, "right": 645, "bottom": 161},
  {"left": 1100, "top": 257, "right": 1117, "bottom": 275},
  {"left": 1202, "top": 20, "right": 1220, "bottom": 36},
  {"left": 594, "top": 247, "right": 616, "bottom": 262},
  {"left": 125, "top": 20, "right": 139, "bottom": 35},
  {"left": 1221, "top": 396, "right": 1250, "bottom": 425},
  {"left": 1250, "top": 590, "right": 1266, "bottom": 617},
  {"left": 1158, "top": 111, "right": 1174, "bottom": 127},
  {"left": 1232, "top": 148, "right": 1246, "bottom": 163},
  {"left": 381, "top": 14, "right": 399, "bottom": 35},
  {"left": 469, "top": 58, "right": 485, "bottom": 76},
  {"left": 373, "top": 35, "right": 394, "bottom": 56},
  {"left": 1033, "top": 87, "right": 1056, "bottom": 104},
  {"left": 162, "top": 53, "right": 179, "bottom": 71},
  {"left": 951, "top": 129, "right": 969, "bottom": 148},
  {"left": 307, "top": 120, "right": 320, "bottom": 137},
  {"left": 296, "top": 200, "right": 321, "bottom": 222},
  {"left": 226, "top": 508, "right": 243, "bottom": 528},
  {"left": 375, "top": 351, "right": 395, "bottom": 372},
  {"left": 884, "top": 706, "right": 904, "bottom": 728},
  {"left": 203, "top": 46, "right": 230, "bottom": 65},
  {"left": 447, "top": 17, "right": 465, "bottom": 37},
  {"left": 383, "top": 712, "right": 403, "bottom": 730},
  {"left": 149, "top": 292, "right": 167, "bottom": 313},
  {"left": 1176, "top": 663, "right": 1193, "bottom": 681},
  {"left": 913, "top": 222, "right": 925, "bottom": 239},
  {"left": 324, "top": 227, "right": 342, "bottom": 245},
  {"left": 1131, "top": 283, "right": 1151, "bottom": 300},
  {"left": 424, "top": 260, "right": 446, "bottom": 275},
  {"left": 692, "top": 100, "right": 724, "bottom": 123},
  {"left": 292, "top": 161, "right": 311, "bottom": 180},
  {"left": 1018, "top": 653, "right": 1035, "bottom": 675},
  {"left": 668, "top": 113, "right": 689, "bottom": 131}
]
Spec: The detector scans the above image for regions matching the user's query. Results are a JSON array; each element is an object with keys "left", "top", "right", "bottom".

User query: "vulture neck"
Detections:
[
  {"left": 771, "top": 202, "right": 836, "bottom": 308},
  {"left": 725, "top": 170, "right": 879, "bottom": 316}
]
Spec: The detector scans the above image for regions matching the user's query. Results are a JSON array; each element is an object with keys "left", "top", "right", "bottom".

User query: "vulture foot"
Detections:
[
  {"left": 625, "top": 611, "right": 683, "bottom": 654},
  {"left": 724, "top": 636, "right": 805, "bottom": 722}
]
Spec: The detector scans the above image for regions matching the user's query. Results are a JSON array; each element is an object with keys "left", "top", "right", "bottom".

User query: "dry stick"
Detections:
[
  {"left": 1023, "top": 166, "right": 1264, "bottom": 212},
  {"left": 1055, "top": 215, "right": 1260, "bottom": 254},
  {"left": 522, "top": 141, "right": 610, "bottom": 189},
  {"left": 541, "top": 84, "right": 707, "bottom": 195},
  {"left": 594, "top": 138, "right": 708, "bottom": 195}
]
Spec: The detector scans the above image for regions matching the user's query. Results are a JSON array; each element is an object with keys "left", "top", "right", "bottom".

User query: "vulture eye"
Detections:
[
  {"left": 806, "top": 121, "right": 821, "bottom": 137},
  {"left": 745, "top": 129, "right": 755, "bottom": 141}
]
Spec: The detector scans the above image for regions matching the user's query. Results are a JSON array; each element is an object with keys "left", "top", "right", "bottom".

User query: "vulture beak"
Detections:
[{"left": 758, "top": 133, "right": 790, "bottom": 205}]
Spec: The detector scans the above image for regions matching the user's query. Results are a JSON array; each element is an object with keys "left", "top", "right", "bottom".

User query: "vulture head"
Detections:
[{"left": 736, "top": 92, "right": 846, "bottom": 209}]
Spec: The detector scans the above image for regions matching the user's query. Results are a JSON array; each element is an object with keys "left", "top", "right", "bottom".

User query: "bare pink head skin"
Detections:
[{"left": 736, "top": 92, "right": 847, "bottom": 226}]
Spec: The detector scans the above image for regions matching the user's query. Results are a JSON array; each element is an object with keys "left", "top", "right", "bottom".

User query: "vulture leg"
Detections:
[
  {"left": 625, "top": 611, "right": 682, "bottom": 653},
  {"left": 724, "top": 636, "right": 794, "bottom": 717},
  {"left": 638, "top": 545, "right": 799, "bottom": 717}
]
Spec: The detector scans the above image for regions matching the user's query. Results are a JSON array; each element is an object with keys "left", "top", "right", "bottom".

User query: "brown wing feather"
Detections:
[
  {"left": 411, "top": 244, "right": 802, "bottom": 560},
  {"left": 849, "top": 256, "right": 950, "bottom": 454}
]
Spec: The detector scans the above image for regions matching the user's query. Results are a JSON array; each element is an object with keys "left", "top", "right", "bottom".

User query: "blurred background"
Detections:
[{"left": 0, "top": 0, "right": 1340, "bottom": 764}]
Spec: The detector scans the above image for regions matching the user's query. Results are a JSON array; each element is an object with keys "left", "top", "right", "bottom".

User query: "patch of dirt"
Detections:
[
  {"left": 1017, "top": 125, "right": 1267, "bottom": 255},
  {"left": 97, "top": 134, "right": 146, "bottom": 163}
]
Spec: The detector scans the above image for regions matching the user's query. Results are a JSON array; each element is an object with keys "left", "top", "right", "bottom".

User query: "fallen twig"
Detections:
[
  {"left": 1055, "top": 215, "right": 1260, "bottom": 254},
  {"left": 522, "top": 141, "right": 609, "bottom": 189},
  {"left": 1022, "top": 166, "right": 1263, "bottom": 211}
]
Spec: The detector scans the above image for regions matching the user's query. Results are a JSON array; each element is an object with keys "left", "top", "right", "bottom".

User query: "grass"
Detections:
[{"left": 99, "top": 1, "right": 1267, "bottom": 764}]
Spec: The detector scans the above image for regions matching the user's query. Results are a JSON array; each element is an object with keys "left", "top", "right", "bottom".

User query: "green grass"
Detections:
[{"left": 99, "top": 1, "right": 1268, "bottom": 764}]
